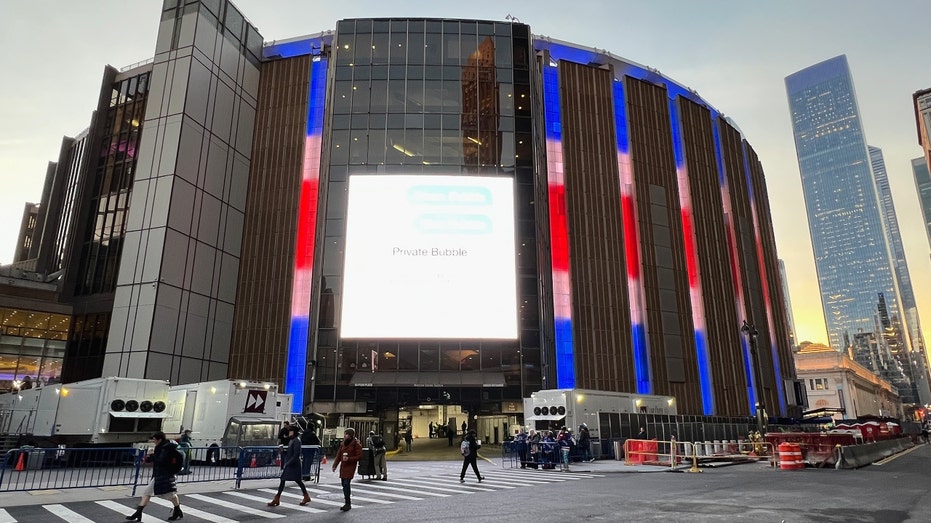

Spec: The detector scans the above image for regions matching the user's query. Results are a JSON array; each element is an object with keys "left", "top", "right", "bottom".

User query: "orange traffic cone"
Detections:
[
  {"left": 14, "top": 451, "right": 26, "bottom": 471},
  {"left": 321, "top": 455, "right": 327, "bottom": 465},
  {"left": 250, "top": 455, "right": 257, "bottom": 468}
]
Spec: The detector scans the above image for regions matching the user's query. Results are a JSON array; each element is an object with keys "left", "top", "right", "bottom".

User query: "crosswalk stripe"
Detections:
[
  {"left": 386, "top": 478, "right": 494, "bottom": 493},
  {"left": 316, "top": 484, "right": 424, "bottom": 500},
  {"left": 304, "top": 484, "right": 394, "bottom": 503},
  {"left": 0, "top": 509, "right": 15, "bottom": 523},
  {"left": 225, "top": 491, "right": 326, "bottom": 514},
  {"left": 148, "top": 496, "right": 237, "bottom": 522},
  {"left": 329, "top": 481, "right": 449, "bottom": 497},
  {"left": 44, "top": 505, "right": 95, "bottom": 523},
  {"left": 95, "top": 500, "right": 161, "bottom": 522},
  {"left": 258, "top": 488, "right": 345, "bottom": 508},
  {"left": 427, "top": 476, "right": 517, "bottom": 489},
  {"left": 187, "top": 493, "right": 286, "bottom": 519}
]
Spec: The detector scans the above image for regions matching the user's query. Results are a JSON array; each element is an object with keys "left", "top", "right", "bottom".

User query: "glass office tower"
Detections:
[{"left": 786, "top": 55, "right": 917, "bottom": 403}]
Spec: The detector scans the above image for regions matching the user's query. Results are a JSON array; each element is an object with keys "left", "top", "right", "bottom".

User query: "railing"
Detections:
[
  {"left": 0, "top": 445, "right": 323, "bottom": 494},
  {"left": 623, "top": 438, "right": 776, "bottom": 470}
]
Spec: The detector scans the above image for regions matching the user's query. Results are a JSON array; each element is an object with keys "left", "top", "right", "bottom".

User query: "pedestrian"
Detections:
[
  {"left": 461, "top": 420, "right": 467, "bottom": 435},
  {"left": 578, "top": 423, "right": 593, "bottom": 462},
  {"left": 429, "top": 421, "right": 435, "bottom": 439},
  {"left": 447, "top": 423, "right": 455, "bottom": 447},
  {"left": 267, "top": 425, "right": 311, "bottom": 507},
  {"left": 278, "top": 420, "right": 291, "bottom": 445},
  {"left": 125, "top": 431, "right": 183, "bottom": 521},
  {"left": 557, "top": 427, "right": 573, "bottom": 467},
  {"left": 332, "top": 428, "right": 363, "bottom": 511},
  {"left": 528, "top": 429, "right": 541, "bottom": 468},
  {"left": 459, "top": 430, "right": 484, "bottom": 483},
  {"left": 177, "top": 429, "right": 193, "bottom": 474},
  {"left": 366, "top": 430, "right": 388, "bottom": 480},
  {"left": 514, "top": 428, "right": 528, "bottom": 468},
  {"left": 404, "top": 428, "right": 413, "bottom": 452},
  {"left": 636, "top": 426, "right": 647, "bottom": 440}
]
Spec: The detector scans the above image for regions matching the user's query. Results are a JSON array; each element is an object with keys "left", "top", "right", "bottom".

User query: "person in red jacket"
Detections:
[{"left": 332, "top": 428, "right": 363, "bottom": 511}]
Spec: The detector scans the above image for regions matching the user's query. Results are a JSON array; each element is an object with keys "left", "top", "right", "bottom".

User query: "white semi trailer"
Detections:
[
  {"left": 523, "top": 388, "right": 678, "bottom": 441},
  {"left": 161, "top": 379, "right": 293, "bottom": 457},
  {"left": 0, "top": 377, "right": 170, "bottom": 447}
]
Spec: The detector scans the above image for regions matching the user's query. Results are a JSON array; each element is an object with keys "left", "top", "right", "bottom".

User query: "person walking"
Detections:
[
  {"left": 429, "top": 421, "right": 435, "bottom": 439},
  {"left": 332, "top": 428, "right": 363, "bottom": 511},
  {"left": 459, "top": 430, "right": 484, "bottom": 483},
  {"left": 366, "top": 430, "right": 388, "bottom": 480},
  {"left": 125, "top": 431, "right": 183, "bottom": 521},
  {"left": 267, "top": 425, "right": 311, "bottom": 507},
  {"left": 177, "top": 429, "right": 193, "bottom": 475},
  {"left": 447, "top": 423, "right": 455, "bottom": 447},
  {"left": 577, "top": 423, "right": 593, "bottom": 462},
  {"left": 403, "top": 428, "right": 413, "bottom": 452}
]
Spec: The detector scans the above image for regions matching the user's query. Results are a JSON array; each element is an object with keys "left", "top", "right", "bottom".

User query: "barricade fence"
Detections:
[
  {"left": 501, "top": 440, "right": 571, "bottom": 471},
  {"left": 623, "top": 439, "right": 776, "bottom": 470},
  {"left": 0, "top": 445, "right": 323, "bottom": 494}
]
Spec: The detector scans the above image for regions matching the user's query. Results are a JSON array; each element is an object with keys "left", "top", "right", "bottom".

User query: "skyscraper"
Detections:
[
  {"left": 911, "top": 156, "right": 931, "bottom": 254},
  {"left": 785, "top": 55, "right": 921, "bottom": 404}
]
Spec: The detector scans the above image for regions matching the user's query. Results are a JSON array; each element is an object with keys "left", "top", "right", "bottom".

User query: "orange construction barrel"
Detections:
[{"left": 778, "top": 442, "right": 803, "bottom": 470}]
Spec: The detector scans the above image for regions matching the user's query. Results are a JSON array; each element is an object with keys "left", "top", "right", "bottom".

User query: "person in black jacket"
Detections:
[
  {"left": 459, "top": 430, "right": 484, "bottom": 483},
  {"left": 126, "top": 431, "right": 183, "bottom": 521},
  {"left": 267, "top": 426, "right": 311, "bottom": 507}
]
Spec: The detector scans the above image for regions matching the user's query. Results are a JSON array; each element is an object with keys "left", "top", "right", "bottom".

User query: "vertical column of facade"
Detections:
[
  {"left": 612, "top": 80, "right": 651, "bottom": 395},
  {"left": 285, "top": 56, "right": 328, "bottom": 410},
  {"left": 743, "top": 144, "right": 788, "bottom": 414},
  {"left": 715, "top": 120, "right": 755, "bottom": 415},
  {"left": 668, "top": 98, "right": 713, "bottom": 414},
  {"left": 541, "top": 60, "right": 574, "bottom": 389},
  {"left": 104, "top": 0, "right": 261, "bottom": 383}
]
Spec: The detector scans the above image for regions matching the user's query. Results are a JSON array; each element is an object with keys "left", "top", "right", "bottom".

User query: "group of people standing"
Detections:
[{"left": 512, "top": 423, "right": 593, "bottom": 468}]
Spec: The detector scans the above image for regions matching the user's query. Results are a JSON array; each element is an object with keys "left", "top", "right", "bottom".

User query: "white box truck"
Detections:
[
  {"left": 161, "top": 379, "right": 293, "bottom": 461},
  {"left": 0, "top": 377, "right": 170, "bottom": 447},
  {"left": 523, "top": 388, "right": 678, "bottom": 441}
]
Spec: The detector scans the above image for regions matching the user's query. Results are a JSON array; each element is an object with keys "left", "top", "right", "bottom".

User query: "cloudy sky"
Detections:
[{"left": 1, "top": 0, "right": 929, "bottom": 347}]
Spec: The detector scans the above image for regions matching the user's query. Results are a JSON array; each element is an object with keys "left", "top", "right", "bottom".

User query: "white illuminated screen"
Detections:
[{"left": 340, "top": 174, "right": 518, "bottom": 339}]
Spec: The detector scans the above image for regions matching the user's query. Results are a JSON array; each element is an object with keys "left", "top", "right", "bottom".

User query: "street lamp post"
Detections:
[{"left": 741, "top": 320, "right": 766, "bottom": 435}]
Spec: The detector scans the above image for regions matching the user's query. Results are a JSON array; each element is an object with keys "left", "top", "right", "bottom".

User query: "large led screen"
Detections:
[{"left": 340, "top": 174, "right": 518, "bottom": 339}]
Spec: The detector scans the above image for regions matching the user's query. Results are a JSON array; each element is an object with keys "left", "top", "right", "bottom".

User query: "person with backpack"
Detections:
[
  {"left": 459, "top": 430, "right": 484, "bottom": 483},
  {"left": 177, "top": 429, "right": 193, "bottom": 475},
  {"left": 267, "top": 425, "right": 311, "bottom": 507},
  {"left": 125, "top": 431, "right": 183, "bottom": 521},
  {"left": 366, "top": 430, "right": 388, "bottom": 480}
]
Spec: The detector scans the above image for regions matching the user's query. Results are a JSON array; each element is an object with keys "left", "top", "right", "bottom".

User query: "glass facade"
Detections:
[
  {"left": 0, "top": 307, "right": 69, "bottom": 391},
  {"left": 786, "top": 56, "right": 901, "bottom": 351},
  {"left": 913, "top": 156, "right": 931, "bottom": 252},
  {"left": 311, "top": 19, "right": 539, "bottom": 410}
]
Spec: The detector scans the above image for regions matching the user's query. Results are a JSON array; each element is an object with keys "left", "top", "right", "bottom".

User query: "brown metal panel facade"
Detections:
[
  {"left": 557, "top": 61, "right": 634, "bottom": 393},
  {"left": 624, "top": 77, "right": 702, "bottom": 414},
  {"left": 230, "top": 55, "right": 312, "bottom": 387}
]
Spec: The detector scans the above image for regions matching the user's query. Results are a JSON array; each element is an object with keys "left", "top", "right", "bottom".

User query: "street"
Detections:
[{"left": 1, "top": 444, "right": 928, "bottom": 522}]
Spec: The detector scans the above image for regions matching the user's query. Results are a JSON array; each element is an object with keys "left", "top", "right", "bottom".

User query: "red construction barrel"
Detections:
[{"left": 779, "top": 442, "right": 803, "bottom": 470}]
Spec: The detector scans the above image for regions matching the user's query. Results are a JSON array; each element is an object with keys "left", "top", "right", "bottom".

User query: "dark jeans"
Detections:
[
  {"left": 460, "top": 455, "right": 481, "bottom": 480},
  {"left": 276, "top": 478, "right": 307, "bottom": 496},
  {"left": 341, "top": 478, "right": 352, "bottom": 503}
]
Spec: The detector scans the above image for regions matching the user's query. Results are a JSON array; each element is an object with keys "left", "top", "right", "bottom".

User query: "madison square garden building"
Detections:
[{"left": 10, "top": 1, "right": 800, "bottom": 431}]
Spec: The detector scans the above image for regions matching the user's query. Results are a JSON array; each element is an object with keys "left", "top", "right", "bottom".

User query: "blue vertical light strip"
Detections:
[
  {"left": 285, "top": 55, "right": 328, "bottom": 411},
  {"left": 668, "top": 99, "right": 714, "bottom": 414},
  {"left": 612, "top": 80, "right": 651, "bottom": 394},
  {"left": 542, "top": 62, "right": 575, "bottom": 389}
]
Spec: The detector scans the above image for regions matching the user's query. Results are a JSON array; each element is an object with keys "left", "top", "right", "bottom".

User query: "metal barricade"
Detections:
[
  {"left": 172, "top": 446, "right": 243, "bottom": 488},
  {"left": 0, "top": 447, "right": 143, "bottom": 493},
  {"left": 235, "top": 445, "right": 322, "bottom": 489}
]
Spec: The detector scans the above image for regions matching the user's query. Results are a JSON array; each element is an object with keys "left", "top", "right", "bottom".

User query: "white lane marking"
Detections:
[
  {"left": 148, "top": 496, "right": 237, "bottom": 522},
  {"left": 385, "top": 477, "right": 494, "bottom": 493},
  {"left": 258, "top": 488, "right": 345, "bottom": 508},
  {"left": 0, "top": 509, "right": 15, "bottom": 523},
  {"left": 312, "top": 481, "right": 448, "bottom": 498},
  {"left": 225, "top": 491, "right": 326, "bottom": 514},
  {"left": 186, "top": 493, "right": 286, "bottom": 519},
  {"left": 44, "top": 505, "right": 95, "bottom": 523},
  {"left": 95, "top": 500, "right": 160, "bottom": 522},
  {"left": 297, "top": 484, "right": 393, "bottom": 504}
]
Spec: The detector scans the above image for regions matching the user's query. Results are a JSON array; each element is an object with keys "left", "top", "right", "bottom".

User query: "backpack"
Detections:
[
  {"left": 371, "top": 435, "right": 385, "bottom": 449},
  {"left": 460, "top": 440, "right": 470, "bottom": 457},
  {"left": 163, "top": 444, "right": 185, "bottom": 475}
]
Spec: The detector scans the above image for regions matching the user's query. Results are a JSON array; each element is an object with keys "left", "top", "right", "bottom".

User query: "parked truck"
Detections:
[
  {"left": 523, "top": 388, "right": 678, "bottom": 442},
  {"left": 161, "top": 379, "right": 293, "bottom": 463},
  {"left": 0, "top": 376, "right": 170, "bottom": 448}
]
